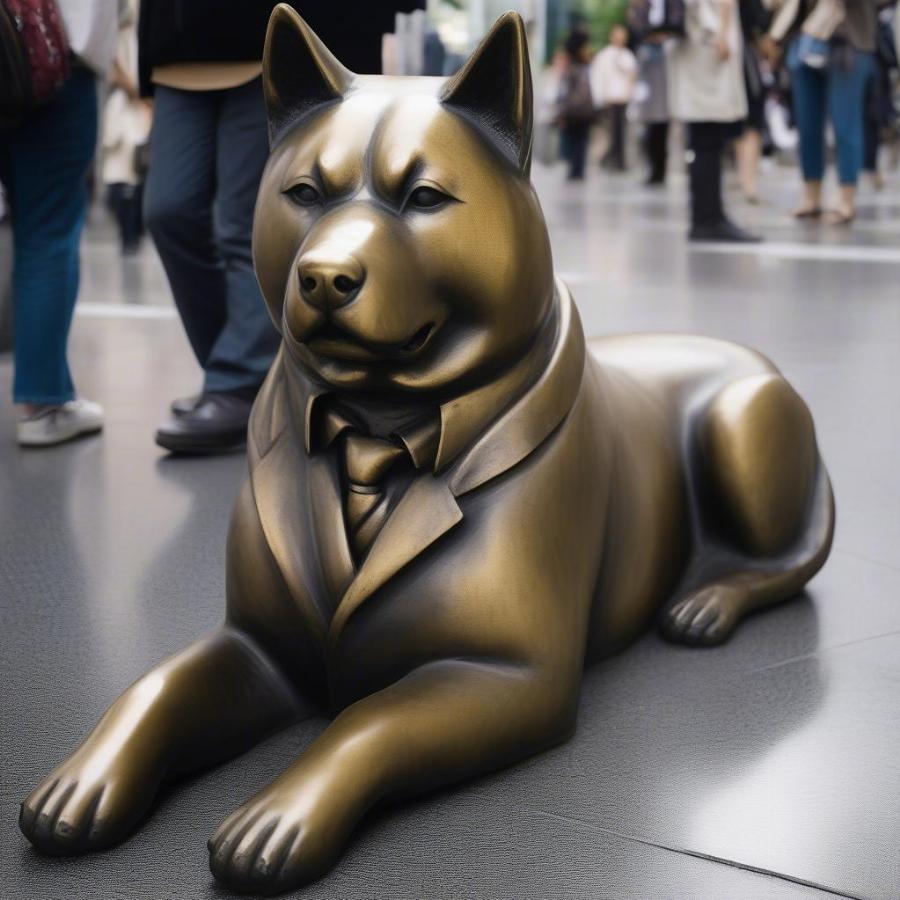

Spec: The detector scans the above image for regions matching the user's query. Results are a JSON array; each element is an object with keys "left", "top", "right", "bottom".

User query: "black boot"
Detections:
[
  {"left": 155, "top": 390, "right": 256, "bottom": 454},
  {"left": 688, "top": 145, "right": 760, "bottom": 243},
  {"left": 644, "top": 122, "right": 667, "bottom": 185}
]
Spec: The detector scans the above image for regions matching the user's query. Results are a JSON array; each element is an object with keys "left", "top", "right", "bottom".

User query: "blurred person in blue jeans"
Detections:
[
  {"left": 141, "top": 1, "right": 422, "bottom": 455},
  {"left": 763, "top": 0, "right": 880, "bottom": 225},
  {"left": 0, "top": 2, "right": 116, "bottom": 447}
]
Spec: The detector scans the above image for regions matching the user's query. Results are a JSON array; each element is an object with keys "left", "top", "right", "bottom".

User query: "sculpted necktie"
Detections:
[{"left": 342, "top": 432, "right": 409, "bottom": 559}]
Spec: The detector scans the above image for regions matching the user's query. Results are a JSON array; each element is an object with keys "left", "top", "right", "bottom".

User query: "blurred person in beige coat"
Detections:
[
  {"left": 668, "top": 0, "right": 759, "bottom": 241},
  {"left": 103, "top": 0, "right": 152, "bottom": 254}
]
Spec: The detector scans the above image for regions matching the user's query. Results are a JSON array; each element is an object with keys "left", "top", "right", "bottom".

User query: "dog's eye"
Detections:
[
  {"left": 285, "top": 183, "right": 321, "bottom": 207},
  {"left": 406, "top": 186, "right": 449, "bottom": 211}
]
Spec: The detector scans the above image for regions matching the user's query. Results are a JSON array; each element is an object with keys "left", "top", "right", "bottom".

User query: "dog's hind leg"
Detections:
[
  {"left": 662, "top": 374, "right": 835, "bottom": 646},
  {"left": 19, "top": 627, "right": 303, "bottom": 855}
]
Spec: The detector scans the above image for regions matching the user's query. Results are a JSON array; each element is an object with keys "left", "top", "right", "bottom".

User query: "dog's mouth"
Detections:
[{"left": 304, "top": 320, "right": 436, "bottom": 363}]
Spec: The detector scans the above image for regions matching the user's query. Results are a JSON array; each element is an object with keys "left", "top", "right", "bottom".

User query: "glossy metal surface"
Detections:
[{"left": 11, "top": 7, "right": 849, "bottom": 896}]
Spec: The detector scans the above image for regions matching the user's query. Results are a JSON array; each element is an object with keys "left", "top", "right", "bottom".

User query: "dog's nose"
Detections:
[{"left": 297, "top": 256, "right": 365, "bottom": 310}]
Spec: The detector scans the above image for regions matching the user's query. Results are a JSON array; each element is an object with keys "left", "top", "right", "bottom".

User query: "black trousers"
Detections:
[
  {"left": 107, "top": 182, "right": 144, "bottom": 251},
  {"left": 643, "top": 121, "right": 668, "bottom": 183},
  {"left": 144, "top": 78, "right": 279, "bottom": 395},
  {"left": 562, "top": 122, "right": 591, "bottom": 180},
  {"left": 688, "top": 121, "right": 741, "bottom": 228},
  {"left": 603, "top": 104, "right": 627, "bottom": 169}
]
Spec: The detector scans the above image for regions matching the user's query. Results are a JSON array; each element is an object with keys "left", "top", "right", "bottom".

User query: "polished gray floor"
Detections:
[{"left": 2, "top": 163, "right": 899, "bottom": 899}]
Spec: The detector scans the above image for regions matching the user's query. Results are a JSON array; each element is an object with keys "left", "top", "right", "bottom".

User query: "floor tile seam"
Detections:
[
  {"left": 523, "top": 807, "right": 861, "bottom": 899},
  {"left": 832, "top": 547, "right": 900, "bottom": 575},
  {"left": 686, "top": 242, "right": 900, "bottom": 263},
  {"left": 743, "top": 626, "right": 900, "bottom": 677}
]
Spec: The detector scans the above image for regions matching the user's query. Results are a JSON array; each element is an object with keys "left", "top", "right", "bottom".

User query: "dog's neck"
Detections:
[{"left": 316, "top": 296, "right": 560, "bottom": 443}]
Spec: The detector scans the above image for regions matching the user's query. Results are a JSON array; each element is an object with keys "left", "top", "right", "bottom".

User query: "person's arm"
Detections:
[
  {"left": 761, "top": 0, "right": 800, "bottom": 61},
  {"left": 622, "top": 48, "right": 638, "bottom": 84},
  {"left": 110, "top": 57, "right": 139, "bottom": 101},
  {"left": 716, "top": 0, "right": 736, "bottom": 59}
]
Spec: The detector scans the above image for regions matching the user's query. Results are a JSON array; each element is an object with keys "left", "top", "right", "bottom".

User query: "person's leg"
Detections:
[
  {"left": 689, "top": 122, "right": 758, "bottom": 242},
  {"left": 119, "top": 184, "right": 142, "bottom": 252},
  {"left": 568, "top": 124, "right": 589, "bottom": 179},
  {"left": 144, "top": 87, "right": 226, "bottom": 371},
  {"left": 645, "top": 121, "right": 668, "bottom": 184},
  {"left": 826, "top": 50, "right": 876, "bottom": 222},
  {"left": 610, "top": 104, "right": 627, "bottom": 169},
  {"left": 558, "top": 125, "right": 571, "bottom": 164},
  {"left": 861, "top": 68, "right": 879, "bottom": 176},
  {"left": 106, "top": 182, "right": 124, "bottom": 241},
  {"left": 735, "top": 128, "right": 762, "bottom": 202},
  {"left": 688, "top": 123, "right": 724, "bottom": 227},
  {"left": 107, "top": 182, "right": 138, "bottom": 252},
  {"left": 6, "top": 68, "right": 97, "bottom": 406},
  {"left": 787, "top": 42, "right": 827, "bottom": 216},
  {"left": 203, "top": 77, "right": 278, "bottom": 396}
]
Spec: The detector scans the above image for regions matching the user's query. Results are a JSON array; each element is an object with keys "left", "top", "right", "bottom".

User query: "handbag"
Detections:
[
  {"left": 628, "top": 0, "right": 686, "bottom": 40},
  {"left": 0, "top": 0, "right": 69, "bottom": 130}
]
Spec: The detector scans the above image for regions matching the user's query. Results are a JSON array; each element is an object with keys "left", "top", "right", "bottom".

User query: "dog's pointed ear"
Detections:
[
  {"left": 263, "top": 4, "right": 353, "bottom": 143},
  {"left": 440, "top": 12, "right": 533, "bottom": 174}
]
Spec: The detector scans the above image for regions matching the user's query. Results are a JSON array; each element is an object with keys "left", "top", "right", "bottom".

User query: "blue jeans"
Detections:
[
  {"left": 0, "top": 66, "right": 97, "bottom": 404},
  {"left": 144, "top": 79, "right": 279, "bottom": 395},
  {"left": 787, "top": 41, "right": 875, "bottom": 185}
]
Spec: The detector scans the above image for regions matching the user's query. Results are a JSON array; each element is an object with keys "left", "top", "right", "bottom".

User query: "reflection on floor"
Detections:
[{"left": 2, "top": 164, "right": 899, "bottom": 899}]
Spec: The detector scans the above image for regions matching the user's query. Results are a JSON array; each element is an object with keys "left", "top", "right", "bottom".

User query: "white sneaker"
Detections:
[{"left": 17, "top": 398, "right": 104, "bottom": 447}]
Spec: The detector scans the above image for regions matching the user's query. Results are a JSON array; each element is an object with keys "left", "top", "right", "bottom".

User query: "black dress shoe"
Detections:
[
  {"left": 689, "top": 220, "right": 762, "bottom": 243},
  {"left": 155, "top": 391, "right": 255, "bottom": 454},
  {"left": 170, "top": 394, "right": 201, "bottom": 417}
]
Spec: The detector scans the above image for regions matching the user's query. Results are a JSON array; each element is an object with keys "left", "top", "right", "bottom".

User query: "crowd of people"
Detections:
[
  {"left": 1, "top": 0, "right": 421, "bottom": 450},
  {"left": 553, "top": 0, "right": 899, "bottom": 241},
  {"left": 1, "top": 0, "right": 898, "bottom": 450}
]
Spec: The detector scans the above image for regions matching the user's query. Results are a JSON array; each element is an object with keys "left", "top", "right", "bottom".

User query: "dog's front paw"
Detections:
[
  {"left": 20, "top": 743, "right": 161, "bottom": 855},
  {"left": 661, "top": 584, "right": 745, "bottom": 646},
  {"left": 208, "top": 777, "right": 354, "bottom": 894}
]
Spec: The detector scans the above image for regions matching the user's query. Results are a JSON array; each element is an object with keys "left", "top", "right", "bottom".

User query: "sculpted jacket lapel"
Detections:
[
  {"left": 327, "top": 281, "right": 586, "bottom": 647},
  {"left": 306, "top": 448, "right": 355, "bottom": 606},
  {"left": 328, "top": 473, "right": 463, "bottom": 647},
  {"left": 249, "top": 357, "right": 340, "bottom": 635}
]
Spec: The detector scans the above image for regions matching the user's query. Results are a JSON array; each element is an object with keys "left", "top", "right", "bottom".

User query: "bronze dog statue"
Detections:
[{"left": 20, "top": 7, "right": 834, "bottom": 894}]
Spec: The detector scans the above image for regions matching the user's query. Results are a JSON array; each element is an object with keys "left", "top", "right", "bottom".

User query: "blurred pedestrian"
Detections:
[
  {"left": 735, "top": 0, "right": 772, "bottom": 203},
  {"left": 0, "top": 0, "right": 117, "bottom": 446},
  {"left": 591, "top": 24, "right": 638, "bottom": 171},
  {"left": 103, "top": 0, "right": 151, "bottom": 255},
  {"left": 763, "top": 0, "right": 880, "bottom": 224},
  {"left": 634, "top": 36, "right": 671, "bottom": 185},
  {"left": 141, "top": 1, "right": 422, "bottom": 454},
  {"left": 862, "top": 11, "right": 898, "bottom": 189},
  {"left": 556, "top": 30, "right": 596, "bottom": 181},
  {"left": 668, "top": 0, "right": 759, "bottom": 241}
]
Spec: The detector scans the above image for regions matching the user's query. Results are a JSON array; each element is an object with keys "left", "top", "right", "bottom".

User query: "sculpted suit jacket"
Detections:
[{"left": 226, "top": 283, "right": 616, "bottom": 713}]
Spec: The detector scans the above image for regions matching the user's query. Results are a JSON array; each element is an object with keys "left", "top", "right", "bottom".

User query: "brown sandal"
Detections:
[
  {"left": 793, "top": 206, "right": 822, "bottom": 219},
  {"left": 823, "top": 208, "right": 855, "bottom": 226}
]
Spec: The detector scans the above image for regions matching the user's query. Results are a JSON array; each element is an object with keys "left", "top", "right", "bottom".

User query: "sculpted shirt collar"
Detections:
[
  {"left": 299, "top": 290, "right": 566, "bottom": 476},
  {"left": 308, "top": 401, "right": 441, "bottom": 472},
  {"left": 256, "top": 278, "right": 585, "bottom": 494}
]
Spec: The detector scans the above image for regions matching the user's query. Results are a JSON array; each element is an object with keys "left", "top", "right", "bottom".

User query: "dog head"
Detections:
[{"left": 253, "top": 6, "right": 554, "bottom": 397}]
